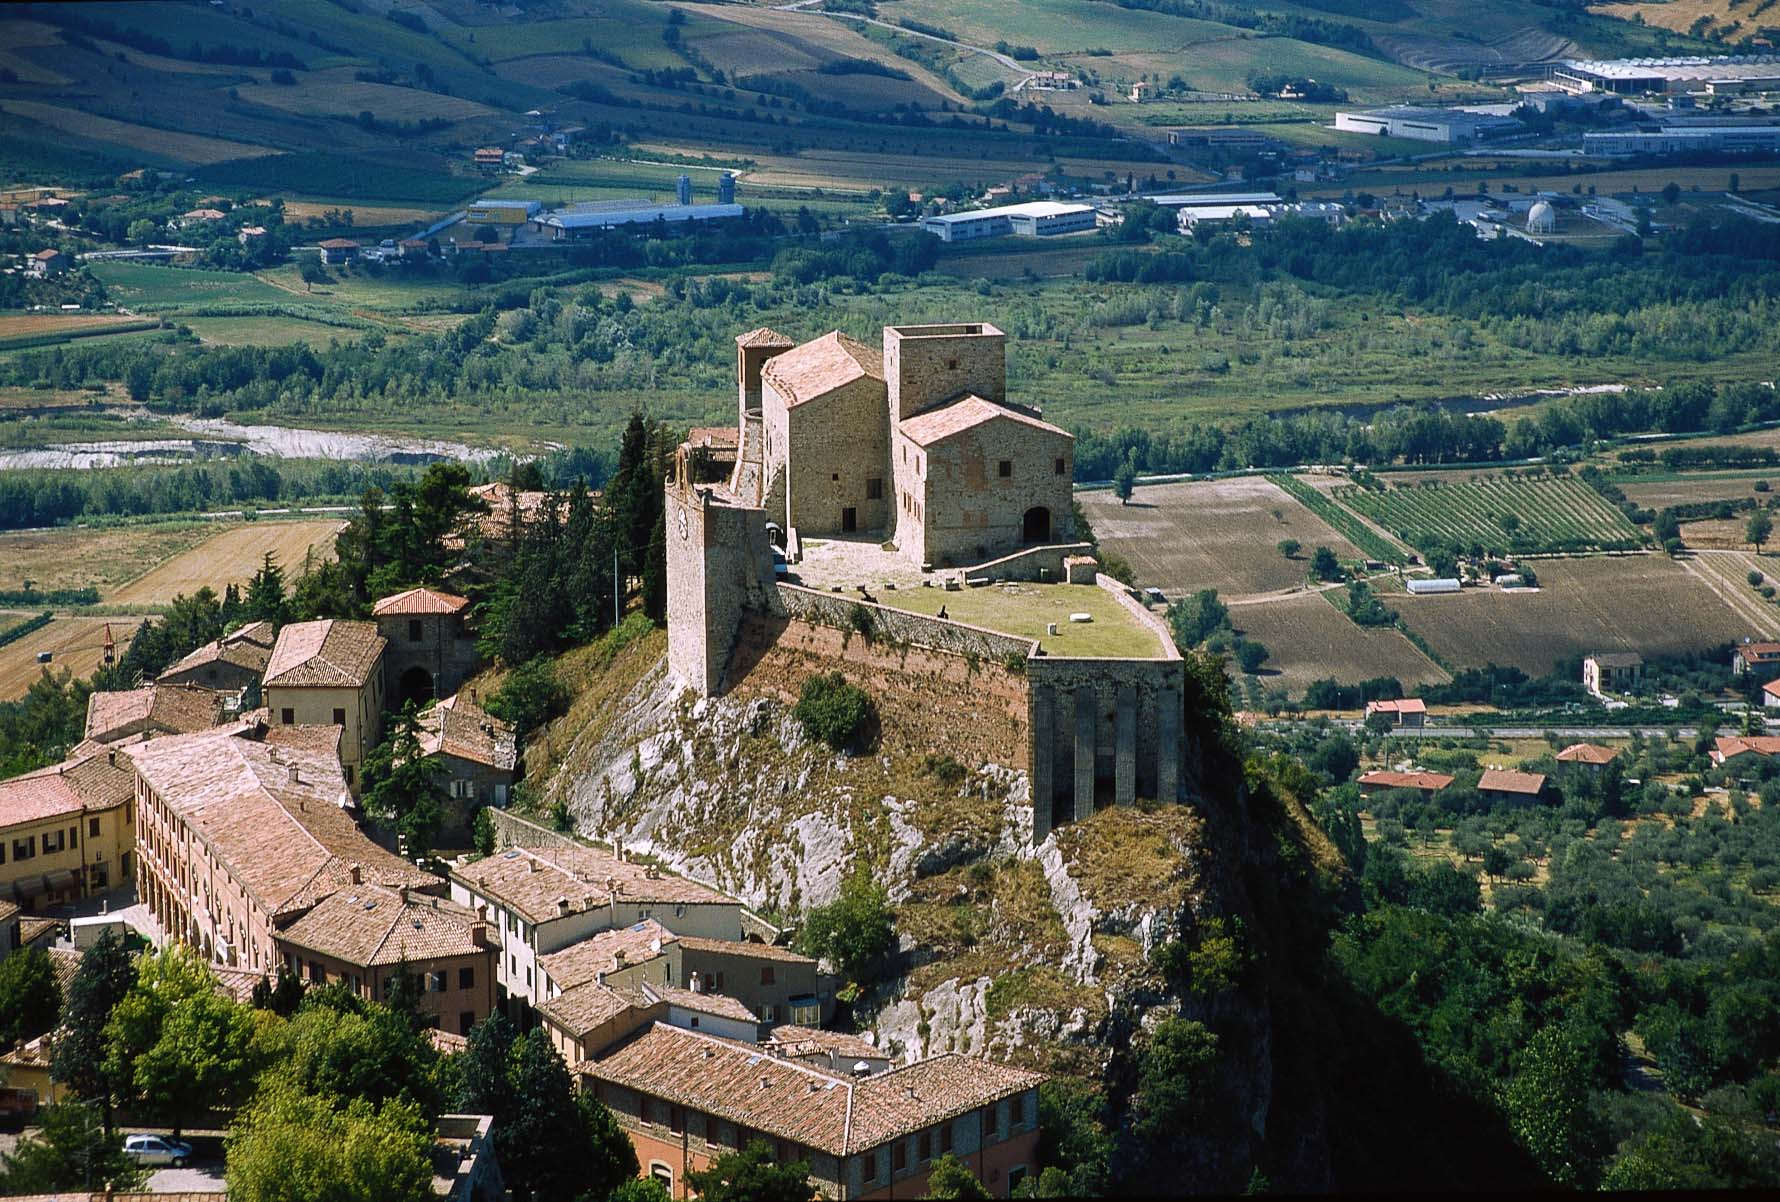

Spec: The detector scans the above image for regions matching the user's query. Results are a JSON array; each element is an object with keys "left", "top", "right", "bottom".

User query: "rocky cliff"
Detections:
[{"left": 528, "top": 624, "right": 1352, "bottom": 1192}]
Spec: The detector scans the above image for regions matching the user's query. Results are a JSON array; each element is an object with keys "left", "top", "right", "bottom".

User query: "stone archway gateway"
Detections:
[{"left": 1022, "top": 505, "right": 1051, "bottom": 544}]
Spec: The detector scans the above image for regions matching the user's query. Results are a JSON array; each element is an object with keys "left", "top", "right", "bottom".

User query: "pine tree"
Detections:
[
  {"left": 362, "top": 701, "right": 446, "bottom": 858},
  {"left": 245, "top": 551, "right": 289, "bottom": 629}
]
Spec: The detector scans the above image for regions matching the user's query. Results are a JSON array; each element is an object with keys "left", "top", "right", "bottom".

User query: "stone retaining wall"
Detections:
[{"left": 775, "top": 582, "right": 1035, "bottom": 663}]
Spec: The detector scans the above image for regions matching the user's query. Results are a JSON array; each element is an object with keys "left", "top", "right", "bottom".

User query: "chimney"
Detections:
[
  {"left": 759, "top": 1075, "right": 771, "bottom": 1090},
  {"left": 583, "top": 895, "right": 596, "bottom": 911},
  {"left": 470, "top": 687, "right": 478, "bottom": 703},
  {"left": 905, "top": 1085, "right": 917, "bottom": 1101},
  {"left": 650, "top": 937, "right": 661, "bottom": 954},
  {"left": 349, "top": 863, "right": 362, "bottom": 885},
  {"left": 557, "top": 897, "right": 571, "bottom": 917},
  {"left": 399, "top": 886, "right": 410, "bottom": 905},
  {"left": 288, "top": 763, "right": 301, "bottom": 784},
  {"left": 596, "top": 971, "right": 606, "bottom": 987},
  {"left": 614, "top": 948, "right": 627, "bottom": 966},
  {"left": 689, "top": 971, "right": 702, "bottom": 993},
  {"left": 108, "top": 749, "right": 116, "bottom": 768}
]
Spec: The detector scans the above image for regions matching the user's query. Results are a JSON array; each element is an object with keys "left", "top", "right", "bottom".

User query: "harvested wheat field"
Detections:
[
  {"left": 1616, "top": 472, "right": 1775, "bottom": 509},
  {"left": 108, "top": 520, "right": 345, "bottom": 606},
  {"left": 1081, "top": 477, "right": 1365, "bottom": 599},
  {"left": 0, "top": 616, "right": 144, "bottom": 701},
  {"left": 1229, "top": 591, "right": 1448, "bottom": 696},
  {"left": 0, "top": 523, "right": 216, "bottom": 596},
  {"left": 1395, "top": 554, "right": 1766, "bottom": 676}
]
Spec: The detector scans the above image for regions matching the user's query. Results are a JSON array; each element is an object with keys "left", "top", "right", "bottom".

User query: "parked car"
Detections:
[{"left": 123, "top": 1134, "right": 193, "bottom": 1167}]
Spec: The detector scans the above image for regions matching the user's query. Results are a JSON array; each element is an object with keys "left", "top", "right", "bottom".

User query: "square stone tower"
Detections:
[{"left": 883, "top": 323, "right": 1005, "bottom": 423}]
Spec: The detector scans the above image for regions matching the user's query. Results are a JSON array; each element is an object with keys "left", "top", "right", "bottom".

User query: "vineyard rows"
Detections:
[{"left": 1337, "top": 476, "right": 1646, "bottom": 555}]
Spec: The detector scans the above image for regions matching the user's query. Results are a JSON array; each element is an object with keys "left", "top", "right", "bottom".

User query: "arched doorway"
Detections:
[
  {"left": 1022, "top": 506, "right": 1051, "bottom": 544},
  {"left": 397, "top": 666, "right": 434, "bottom": 708}
]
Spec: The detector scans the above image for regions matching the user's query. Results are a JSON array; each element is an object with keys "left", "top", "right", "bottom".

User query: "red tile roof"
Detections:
[
  {"left": 373, "top": 587, "right": 469, "bottom": 616},
  {"left": 277, "top": 883, "right": 495, "bottom": 968},
  {"left": 452, "top": 845, "right": 734, "bottom": 927},
  {"left": 84, "top": 683, "right": 224, "bottom": 744},
  {"left": 1556, "top": 743, "right": 1619, "bottom": 765},
  {"left": 1478, "top": 769, "right": 1546, "bottom": 796},
  {"left": 0, "top": 749, "right": 133, "bottom": 828},
  {"left": 735, "top": 327, "right": 794, "bottom": 348},
  {"left": 1365, "top": 698, "right": 1426, "bottom": 715},
  {"left": 1357, "top": 769, "right": 1453, "bottom": 792},
  {"left": 1741, "top": 642, "right": 1780, "bottom": 663},
  {"left": 1714, "top": 734, "right": 1780, "bottom": 761},
  {"left": 264, "top": 619, "right": 385, "bottom": 688},
  {"left": 760, "top": 332, "right": 883, "bottom": 407},
  {"left": 417, "top": 694, "right": 515, "bottom": 771},
  {"left": 898, "top": 395, "right": 1071, "bottom": 449}
]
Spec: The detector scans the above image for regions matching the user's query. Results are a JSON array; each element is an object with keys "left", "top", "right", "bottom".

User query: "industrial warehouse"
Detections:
[{"left": 920, "top": 201, "right": 1099, "bottom": 242}]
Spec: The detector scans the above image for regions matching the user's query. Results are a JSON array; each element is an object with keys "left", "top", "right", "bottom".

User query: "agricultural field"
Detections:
[
  {"left": 0, "top": 522, "right": 217, "bottom": 597},
  {"left": 0, "top": 100, "right": 279, "bottom": 166},
  {"left": 106, "top": 519, "right": 345, "bottom": 607},
  {"left": 0, "top": 314, "right": 161, "bottom": 352},
  {"left": 234, "top": 73, "right": 498, "bottom": 122},
  {"left": 0, "top": 615, "right": 145, "bottom": 702},
  {"left": 1338, "top": 474, "right": 1645, "bottom": 555},
  {"left": 1615, "top": 471, "right": 1778, "bottom": 510},
  {"left": 1227, "top": 591, "right": 1449, "bottom": 695},
  {"left": 89, "top": 263, "right": 304, "bottom": 314},
  {"left": 1079, "top": 476, "right": 1365, "bottom": 598},
  {"left": 1394, "top": 554, "right": 1767, "bottom": 675}
]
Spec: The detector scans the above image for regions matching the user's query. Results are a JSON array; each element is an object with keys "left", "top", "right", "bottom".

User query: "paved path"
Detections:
[{"left": 149, "top": 1160, "right": 227, "bottom": 1192}]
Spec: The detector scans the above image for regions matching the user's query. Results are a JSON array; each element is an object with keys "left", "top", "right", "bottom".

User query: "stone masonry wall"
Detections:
[
  {"left": 912, "top": 414, "right": 1076, "bottom": 569},
  {"left": 884, "top": 324, "right": 1006, "bottom": 423},
  {"left": 782, "top": 374, "right": 890, "bottom": 537}
]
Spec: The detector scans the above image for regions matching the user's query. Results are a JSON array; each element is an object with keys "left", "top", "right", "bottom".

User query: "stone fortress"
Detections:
[{"left": 667, "top": 322, "right": 1189, "bottom": 840}]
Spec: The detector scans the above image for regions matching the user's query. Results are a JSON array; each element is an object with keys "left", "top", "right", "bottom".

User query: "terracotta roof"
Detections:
[
  {"left": 0, "top": 749, "right": 133, "bottom": 828},
  {"left": 430, "top": 1028, "right": 470, "bottom": 1055},
  {"left": 452, "top": 845, "right": 735, "bottom": 927},
  {"left": 1356, "top": 769, "right": 1454, "bottom": 792},
  {"left": 85, "top": 684, "right": 223, "bottom": 743},
  {"left": 263, "top": 722, "right": 344, "bottom": 758},
  {"left": 318, "top": 238, "right": 360, "bottom": 250},
  {"left": 1742, "top": 642, "right": 1780, "bottom": 663},
  {"left": 735, "top": 327, "right": 794, "bottom": 348},
  {"left": 20, "top": 915, "right": 59, "bottom": 946},
  {"left": 539, "top": 981, "right": 646, "bottom": 1037},
  {"left": 677, "top": 935, "right": 816, "bottom": 965},
  {"left": 32, "top": 248, "right": 65, "bottom": 260},
  {"left": 1478, "top": 769, "right": 1546, "bottom": 796},
  {"left": 540, "top": 920, "right": 675, "bottom": 992},
  {"left": 47, "top": 946, "right": 82, "bottom": 996},
  {"left": 263, "top": 619, "right": 385, "bottom": 688},
  {"left": 760, "top": 332, "right": 883, "bottom": 408},
  {"left": 418, "top": 694, "right": 515, "bottom": 771},
  {"left": 686, "top": 426, "right": 739, "bottom": 451},
  {"left": 1764, "top": 679, "right": 1780, "bottom": 699},
  {"left": 278, "top": 883, "right": 495, "bottom": 968},
  {"left": 210, "top": 964, "right": 266, "bottom": 1004},
  {"left": 158, "top": 622, "right": 276, "bottom": 683},
  {"left": 764, "top": 1025, "right": 881, "bottom": 1063},
  {"left": 1714, "top": 734, "right": 1780, "bottom": 761},
  {"left": 127, "top": 728, "right": 435, "bottom": 919},
  {"left": 1365, "top": 698, "right": 1426, "bottom": 715},
  {"left": 897, "top": 395, "right": 1071, "bottom": 449},
  {"left": 579, "top": 1024, "right": 1042, "bottom": 1156},
  {"left": 181, "top": 208, "right": 225, "bottom": 220},
  {"left": 374, "top": 587, "right": 470, "bottom": 616},
  {"left": 0, "top": 899, "right": 16, "bottom": 926},
  {"left": 1556, "top": 743, "right": 1619, "bottom": 765},
  {"left": 649, "top": 982, "right": 757, "bottom": 1024},
  {"left": 1588, "top": 651, "right": 1643, "bottom": 668}
]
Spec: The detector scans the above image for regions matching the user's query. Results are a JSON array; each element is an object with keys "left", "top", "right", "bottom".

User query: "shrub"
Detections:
[
  {"left": 1750, "top": 570, "right": 1764, "bottom": 587},
  {"left": 848, "top": 603, "right": 875, "bottom": 639},
  {"left": 793, "top": 672, "right": 876, "bottom": 752}
]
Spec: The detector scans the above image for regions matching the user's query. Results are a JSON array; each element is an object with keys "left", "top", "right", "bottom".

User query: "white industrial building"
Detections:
[
  {"left": 1334, "top": 106, "right": 1522, "bottom": 145},
  {"left": 1176, "top": 204, "right": 1278, "bottom": 231},
  {"left": 1584, "top": 125, "right": 1780, "bottom": 156},
  {"left": 1147, "top": 191, "right": 1281, "bottom": 210},
  {"left": 532, "top": 201, "right": 744, "bottom": 239},
  {"left": 1553, "top": 55, "right": 1780, "bottom": 95},
  {"left": 920, "top": 201, "right": 1097, "bottom": 242},
  {"left": 1406, "top": 577, "right": 1462, "bottom": 595}
]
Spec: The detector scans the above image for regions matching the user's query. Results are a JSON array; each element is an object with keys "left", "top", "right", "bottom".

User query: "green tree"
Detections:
[
  {"left": 453, "top": 1012, "right": 516, "bottom": 1121},
  {"left": 226, "top": 1084, "right": 434, "bottom": 1202},
  {"left": 1310, "top": 545, "right": 1342, "bottom": 581},
  {"left": 1502, "top": 1025, "right": 1607, "bottom": 1188},
  {"left": 1276, "top": 538, "right": 1300, "bottom": 559},
  {"left": 1749, "top": 509, "right": 1773, "bottom": 552},
  {"left": 0, "top": 1102, "right": 145, "bottom": 1194},
  {"left": 298, "top": 256, "right": 330, "bottom": 292},
  {"left": 794, "top": 871, "right": 895, "bottom": 984},
  {"left": 362, "top": 700, "right": 446, "bottom": 858},
  {"left": 686, "top": 1140, "right": 816, "bottom": 1202},
  {"left": 472, "top": 806, "right": 496, "bottom": 856},
  {"left": 1165, "top": 588, "right": 1227, "bottom": 648},
  {"left": 126, "top": 218, "right": 159, "bottom": 245},
  {"left": 0, "top": 945, "right": 61, "bottom": 1047},
  {"left": 249, "top": 968, "right": 307, "bottom": 1017},
  {"left": 927, "top": 1152, "right": 991, "bottom": 1199},
  {"left": 103, "top": 944, "right": 261, "bottom": 1137},
  {"left": 792, "top": 672, "right": 876, "bottom": 753},
  {"left": 485, "top": 657, "right": 566, "bottom": 740},
  {"left": 1113, "top": 457, "right": 1137, "bottom": 505},
  {"left": 1127, "top": 1017, "right": 1220, "bottom": 1189},
  {"left": 502, "top": 1030, "right": 633, "bottom": 1202},
  {"left": 1029, "top": 1079, "right": 1111, "bottom": 1196},
  {"left": 245, "top": 550, "right": 290, "bottom": 628},
  {"left": 51, "top": 927, "right": 137, "bottom": 1134},
  {"left": 612, "top": 1179, "right": 673, "bottom": 1202},
  {"left": 271, "top": 986, "right": 443, "bottom": 1116}
]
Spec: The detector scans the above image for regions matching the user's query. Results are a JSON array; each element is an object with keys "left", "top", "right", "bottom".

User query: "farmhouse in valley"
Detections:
[
  {"left": 1364, "top": 697, "right": 1426, "bottom": 729},
  {"left": 667, "top": 322, "right": 1192, "bottom": 839},
  {"left": 1582, "top": 651, "right": 1644, "bottom": 694}
]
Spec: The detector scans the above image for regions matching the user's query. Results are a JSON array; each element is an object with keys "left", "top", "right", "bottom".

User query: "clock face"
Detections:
[{"left": 676, "top": 507, "right": 689, "bottom": 541}]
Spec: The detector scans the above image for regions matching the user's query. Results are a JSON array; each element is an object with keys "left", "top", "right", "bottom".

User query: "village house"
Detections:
[
  {"left": 262, "top": 618, "right": 387, "bottom": 793},
  {"left": 0, "top": 748, "right": 134, "bottom": 910},
  {"left": 84, "top": 683, "right": 224, "bottom": 746},
  {"left": 416, "top": 692, "right": 516, "bottom": 844},
  {"left": 1556, "top": 743, "right": 1620, "bottom": 771},
  {"left": 1711, "top": 734, "right": 1780, "bottom": 765},
  {"left": 1764, "top": 680, "right": 1780, "bottom": 710},
  {"left": 762, "top": 1025, "right": 891, "bottom": 1075},
  {"left": 473, "top": 147, "right": 506, "bottom": 173},
  {"left": 156, "top": 620, "right": 276, "bottom": 694},
  {"left": 374, "top": 587, "right": 480, "bottom": 706},
  {"left": 577, "top": 1023, "right": 1044, "bottom": 1199},
  {"left": 1357, "top": 769, "right": 1454, "bottom": 797},
  {"left": 275, "top": 881, "right": 500, "bottom": 1034},
  {"left": 1583, "top": 651, "right": 1644, "bottom": 694},
  {"left": 238, "top": 225, "right": 267, "bottom": 245},
  {"left": 1739, "top": 640, "right": 1780, "bottom": 681},
  {"left": 540, "top": 979, "right": 762, "bottom": 1064},
  {"left": 1478, "top": 769, "right": 1547, "bottom": 803},
  {"left": 1365, "top": 698, "right": 1426, "bottom": 729},
  {"left": 179, "top": 207, "right": 226, "bottom": 227},
  {"left": 128, "top": 724, "right": 436, "bottom": 974},
  {"left": 24, "top": 248, "right": 69, "bottom": 278},
  {"left": 318, "top": 238, "right": 360, "bottom": 265},
  {"left": 449, "top": 844, "right": 747, "bottom": 1021}
]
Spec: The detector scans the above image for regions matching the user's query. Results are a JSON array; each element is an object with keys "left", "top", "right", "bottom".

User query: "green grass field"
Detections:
[
  {"left": 1338, "top": 474, "right": 1647, "bottom": 555},
  {"left": 883, "top": 580, "right": 1168, "bottom": 658}
]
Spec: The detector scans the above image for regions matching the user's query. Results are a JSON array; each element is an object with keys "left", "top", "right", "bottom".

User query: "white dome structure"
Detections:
[{"left": 1526, "top": 200, "right": 1557, "bottom": 234}]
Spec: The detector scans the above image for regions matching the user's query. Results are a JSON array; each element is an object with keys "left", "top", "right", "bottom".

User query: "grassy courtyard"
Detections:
[{"left": 882, "top": 580, "right": 1168, "bottom": 658}]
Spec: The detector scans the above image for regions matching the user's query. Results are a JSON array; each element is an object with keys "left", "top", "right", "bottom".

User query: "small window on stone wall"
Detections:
[
  {"left": 946, "top": 358, "right": 959, "bottom": 370},
  {"left": 1055, "top": 457, "right": 1066, "bottom": 475},
  {"left": 998, "top": 460, "right": 1012, "bottom": 478},
  {"left": 867, "top": 477, "right": 883, "bottom": 500}
]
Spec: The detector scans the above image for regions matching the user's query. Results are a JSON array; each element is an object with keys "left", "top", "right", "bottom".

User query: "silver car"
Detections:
[{"left": 122, "top": 1134, "right": 193, "bottom": 1167}]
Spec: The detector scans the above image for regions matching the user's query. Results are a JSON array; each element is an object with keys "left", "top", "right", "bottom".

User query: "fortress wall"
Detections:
[
  {"left": 963, "top": 541, "right": 1095, "bottom": 583},
  {"left": 775, "top": 583, "right": 1035, "bottom": 663},
  {"left": 1094, "top": 573, "right": 1181, "bottom": 660},
  {"left": 1026, "top": 656, "right": 1185, "bottom": 839},
  {"left": 725, "top": 612, "right": 1032, "bottom": 773}
]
